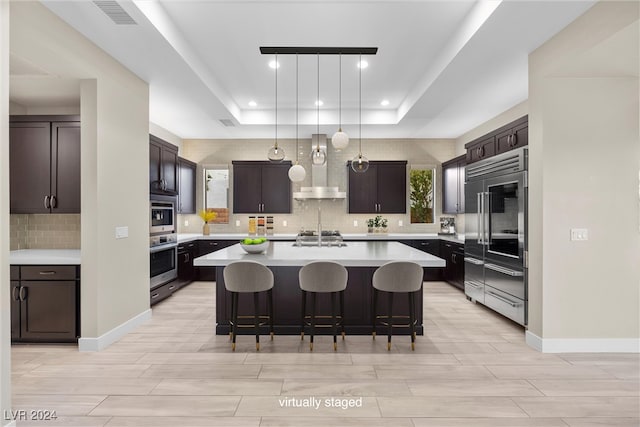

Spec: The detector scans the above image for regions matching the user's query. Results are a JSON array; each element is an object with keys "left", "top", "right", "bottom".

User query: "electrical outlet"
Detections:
[
  {"left": 235, "top": 220, "right": 241, "bottom": 227},
  {"left": 570, "top": 228, "right": 588, "bottom": 241},
  {"left": 115, "top": 226, "right": 128, "bottom": 239},
  {"left": 398, "top": 220, "right": 403, "bottom": 227},
  {"left": 353, "top": 220, "right": 358, "bottom": 227},
  {"left": 184, "top": 219, "right": 189, "bottom": 227},
  {"left": 282, "top": 220, "right": 287, "bottom": 227}
]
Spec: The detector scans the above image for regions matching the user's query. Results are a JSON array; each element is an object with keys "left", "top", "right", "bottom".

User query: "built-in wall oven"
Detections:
[
  {"left": 465, "top": 147, "right": 528, "bottom": 325},
  {"left": 150, "top": 196, "right": 178, "bottom": 289}
]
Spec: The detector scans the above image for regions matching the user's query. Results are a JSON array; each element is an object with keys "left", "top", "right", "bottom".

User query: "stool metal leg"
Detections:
[
  {"left": 300, "top": 290, "right": 306, "bottom": 340},
  {"left": 331, "top": 292, "right": 338, "bottom": 351},
  {"left": 231, "top": 292, "right": 238, "bottom": 351},
  {"left": 340, "top": 290, "right": 345, "bottom": 339},
  {"left": 387, "top": 292, "right": 394, "bottom": 351},
  {"left": 268, "top": 289, "right": 274, "bottom": 340},
  {"left": 310, "top": 292, "right": 316, "bottom": 351},
  {"left": 372, "top": 288, "right": 378, "bottom": 340},
  {"left": 409, "top": 291, "right": 416, "bottom": 351},
  {"left": 254, "top": 292, "right": 260, "bottom": 351}
]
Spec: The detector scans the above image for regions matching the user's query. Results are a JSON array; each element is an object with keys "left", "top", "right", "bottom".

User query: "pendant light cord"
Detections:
[
  {"left": 338, "top": 53, "right": 342, "bottom": 130},
  {"left": 316, "top": 52, "right": 320, "bottom": 151},
  {"left": 295, "top": 54, "right": 299, "bottom": 163},
  {"left": 275, "top": 53, "right": 278, "bottom": 149},
  {"left": 358, "top": 53, "right": 362, "bottom": 156}
]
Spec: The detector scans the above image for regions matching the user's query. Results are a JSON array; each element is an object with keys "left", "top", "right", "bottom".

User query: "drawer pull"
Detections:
[
  {"left": 151, "top": 293, "right": 160, "bottom": 299},
  {"left": 38, "top": 271, "right": 57, "bottom": 276},
  {"left": 486, "top": 291, "right": 521, "bottom": 308},
  {"left": 168, "top": 285, "right": 176, "bottom": 291},
  {"left": 485, "top": 263, "right": 523, "bottom": 277},
  {"left": 464, "top": 257, "right": 484, "bottom": 266},
  {"left": 465, "top": 281, "right": 482, "bottom": 289}
]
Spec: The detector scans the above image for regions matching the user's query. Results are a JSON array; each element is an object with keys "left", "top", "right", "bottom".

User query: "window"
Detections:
[{"left": 410, "top": 167, "right": 435, "bottom": 223}]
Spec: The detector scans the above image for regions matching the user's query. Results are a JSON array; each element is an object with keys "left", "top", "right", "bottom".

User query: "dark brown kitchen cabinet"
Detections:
[
  {"left": 150, "top": 135, "right": 179, "bottom": 195},
  {"left": 11, "top": 265, "right": 80, "bottom": 343},
  {"left": 399, "top": 240, "right": 442, "bottom": 281},
  {"left": 465, "top": 116, "right": 528, "bottom": 165},
  {"left": 196, "top": 239, "right": 238, "bottom": 281},
  {"left": 177, "top": 241, "right": 196, "bottom": 285},
  {"left": 10, "top": 116, "right": 81, "bottom": 214},
  {"left": 232, "top": 161, "right": 292, "bottom": 214},
  {"left": 347, "top": 161, "right": 407, "bottom": 214},
  {"left": 177, "top": 157, "right": 197, "bottom": 214},
  {"left": 441, "top": 241, "right": 465, "bottom": 290},
  {"left": 442, "top": 155, "right": 466, "bottom": 214}
]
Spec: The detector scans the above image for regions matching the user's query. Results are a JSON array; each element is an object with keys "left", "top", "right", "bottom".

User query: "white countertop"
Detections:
[
  {"left": 179, "top": 232, "right": 465, "bottom": 244},
  {"left": 193, "top": 241, "right": 446, "bottom": 268},
  {"left": 10, "top": 249, "right": 81, "bottom": 265}
]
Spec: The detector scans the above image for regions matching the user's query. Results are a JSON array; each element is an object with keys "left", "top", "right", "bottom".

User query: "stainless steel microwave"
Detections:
[{"left": 150, "top": 200, "right": 175, "bottom": 234}]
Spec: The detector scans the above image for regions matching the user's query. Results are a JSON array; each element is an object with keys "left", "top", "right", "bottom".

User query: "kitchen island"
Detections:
[{"left": 194, "top": 241, "right": 445, "bottom": 335}]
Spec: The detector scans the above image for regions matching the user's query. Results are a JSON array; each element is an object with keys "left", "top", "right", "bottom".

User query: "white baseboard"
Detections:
[
  {"left": 526, "top": 331, "right": 640, "bottom": 353},
  {"left": 78, "top": 309, "right": 152, "bottom": 352}
]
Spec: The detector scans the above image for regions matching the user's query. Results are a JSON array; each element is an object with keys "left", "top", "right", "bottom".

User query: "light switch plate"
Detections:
[
  {"left": 115, "top": 226, "right": 128, "bottom": 239},
  {"left": 235, "top": 220, "right": 241, "bottom": 227},
  {"left": 184, "top": 219, "right": 189, "bottom": 227},
  {"left": 353, "top": 220, "right": 358, "bottom": 227},
  {"left": 398, "top": 220, "right": 403, "bottom": 227},
  {"left": 282, "top": 220, "right": 288, "bottom": 227},
  {"left": 570, "top": 228, "right": 588, "bottom": 241}
]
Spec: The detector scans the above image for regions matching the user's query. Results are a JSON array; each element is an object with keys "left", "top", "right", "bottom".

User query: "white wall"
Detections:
[
  {"left": 150, "top": 122, "right": 182, "bottom": 154},
  {"left": 10, "top": 2, "right": 150, "bottom": 346},
  {"left": 528, "top": 1, "right": 639, "bottom": 350},
  {"left": 0, "top": 2, "right": 11, "bottom": 424}
]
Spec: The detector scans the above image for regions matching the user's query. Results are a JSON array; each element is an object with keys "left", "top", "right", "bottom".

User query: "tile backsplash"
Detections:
[
  {"left": 178, "top": 137, "right": 458, "bottom": 235},
  {"left": 10, "top": 214, "right": 81, "bottom": 250}
]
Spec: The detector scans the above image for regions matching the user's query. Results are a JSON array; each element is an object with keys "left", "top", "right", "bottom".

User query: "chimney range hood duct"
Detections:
[{"left": 293, "top": 134, "right": 346, "bottom": 200}]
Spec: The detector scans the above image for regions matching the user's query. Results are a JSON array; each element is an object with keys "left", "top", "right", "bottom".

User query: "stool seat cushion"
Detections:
[
  {"left": 299, "top": 261, "right": 348, "bottom": 293},
  {"left": 372, "top": 261, "right": 423, "bottom": 293},
  {"left": 224, "top": 261, "right": 274, "bottom": 293}
]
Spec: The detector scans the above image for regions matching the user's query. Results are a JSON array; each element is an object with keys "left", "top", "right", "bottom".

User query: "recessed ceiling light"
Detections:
[
  {"left": 268, "top": 60, "right": 280, "bottom": 69},
  {"left": 248, "top": 100, "right": 257, "bottom": 107},
  {"left": 315, "top": 100, "right": 324, "bottom": 107},
  {"left": 357, "top": 60, "right": 368, "bottom": 69},
  {"left": 380, "top": 99, "right": 390, "bottom": 106}
]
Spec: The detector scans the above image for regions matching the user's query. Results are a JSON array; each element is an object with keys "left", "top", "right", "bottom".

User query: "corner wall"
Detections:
[{"left": 528, "top": 1, "right": 639, "bottom": 351}]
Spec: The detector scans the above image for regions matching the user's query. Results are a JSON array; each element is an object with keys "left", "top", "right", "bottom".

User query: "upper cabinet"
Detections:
[
  {"left": 232, "top": 161, "right": 292, "bottom": 214},
  {"left": 465, "top": 116, "right": 528, "bottom": 165},
  {"left": 10, "top": 116, "right": 81, "bottom": 214},
  {"left": 442, "top": 155, "right": 466, "bottom": 215},
  {"left": 177, "top": 157, "right": 197, "bottom": 214},
  {"left": 150, "top": 135, "right": 178, "bottom": 195},
  {"left": 347, "top": 161, "right": 407, "bottom": 214}
]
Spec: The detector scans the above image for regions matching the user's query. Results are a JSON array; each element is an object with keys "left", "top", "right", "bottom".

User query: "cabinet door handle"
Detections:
[
  {"left": 511, "top": 133, "right": 517, "bottom": 147},
  {"left": 185, "top": 253, "right": 190, "bottom": 263},
  {"left": 39, "top": 271, "right": 57, "bottom": 276},
  {"left": 44, "top": 195, "right": 50, "bottom": 209},
  {"left": 50, "top": 195, "right": 57, "bottom": 208},
  {"left": 12, "top": 286, "right": 19, "bottom": 301},
  {"left": 19, "top": 286, "right": 27, "bottom": 301}
]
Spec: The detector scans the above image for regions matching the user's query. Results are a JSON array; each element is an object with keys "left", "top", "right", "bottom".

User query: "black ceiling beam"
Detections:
[{"left": 260, "top": 47, "right": 377, "bottom": 55}]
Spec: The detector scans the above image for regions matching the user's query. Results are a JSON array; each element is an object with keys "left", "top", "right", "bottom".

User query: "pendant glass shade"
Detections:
[
  {"left": 288, "top": 163, "right": 306, "bottom": 182},
  {"left": 268, "top": 145, "right": 285, "bottom": 162},
  {"left": 331, "top": 129, "right": 349, "bottom": 151},
  {"left": 351, "top": 153, "right": 369, "bottom": 173},
  {"left": 311, "top": 147, "right": 326, "bottom": 165}
]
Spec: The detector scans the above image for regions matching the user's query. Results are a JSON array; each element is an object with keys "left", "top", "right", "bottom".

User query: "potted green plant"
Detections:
[
  {"left": 366, "top": 218, "right": 375, "bottom": 233},
  {"left": 380, "top": 218, "right": 388, "bottom": 233},
  {"left": 374, "top": 215, "right": 383, "bottom": 233}
]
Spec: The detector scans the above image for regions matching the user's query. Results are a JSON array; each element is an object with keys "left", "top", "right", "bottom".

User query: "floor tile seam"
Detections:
[
  {"left": 508, "top": 396, "right": 535, "bottom": 418},
  {"left": 85, "top": 394, "right": 111, "bottom": 417}
]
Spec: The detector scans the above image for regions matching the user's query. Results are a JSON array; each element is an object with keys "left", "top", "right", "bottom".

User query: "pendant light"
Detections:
[
  {"left": 310, "top": 53, "right": 327, "bottom": 166},
  {"left": 268, "top": 53, "right": 285, "bottom": 162},
  {"left": 331, "top": 53, "right": 349, "bottom": 151},
  {"left": 351, "top": 54, "right": 369, "bottom": 173},
  {"left": 288, "top": 54, "right": 306, "bottom": 182}
]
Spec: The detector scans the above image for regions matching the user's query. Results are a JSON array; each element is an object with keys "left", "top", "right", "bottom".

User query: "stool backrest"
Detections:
[
  {"left": 299, "top": 261, "right": 348, "bottom": 293},
  {"left": 372, "top": 261, "right": 423, "bottom": 293},
  {"left": 223, "top": 261, "right": 274, "bottom": 293}
]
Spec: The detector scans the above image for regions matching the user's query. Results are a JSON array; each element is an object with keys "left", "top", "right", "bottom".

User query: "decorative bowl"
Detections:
[{"left": 239, "top": 240, "right": 269, "bottom": 254}]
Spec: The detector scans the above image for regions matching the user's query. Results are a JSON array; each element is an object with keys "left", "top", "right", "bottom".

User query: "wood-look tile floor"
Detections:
[{"left": 11, "top": 281, "right": 640, "bottom": 426}]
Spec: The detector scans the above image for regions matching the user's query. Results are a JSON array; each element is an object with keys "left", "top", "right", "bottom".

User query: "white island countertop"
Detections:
[
  {"left": 193, "top": 241, "right": 445, "bottom": 268},
  {"left": 179, "top": 233, "right": 464, "bottom": 244},
  {"left": 10, "top": 249, "right": 81, "bottom": 265}
]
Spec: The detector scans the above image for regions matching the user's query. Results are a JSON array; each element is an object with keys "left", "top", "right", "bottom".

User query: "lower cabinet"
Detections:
[
  {"left": 196, "top": 240, "right": 237, "bottom": 281},
  {"left": 441, "top": 241, "right": 465, "bottom": 290},
  {"left": 150, "top": 280, "right": 178, "bottom": 306},
  {"left": 177, "top": 241, "right": 196, "bottom": 285},
  {"left": 11, "top": 265, "right": 80, "bottom": 343},
  {"left": 399, "top": 240, "right": 442, "bottom": 281}
]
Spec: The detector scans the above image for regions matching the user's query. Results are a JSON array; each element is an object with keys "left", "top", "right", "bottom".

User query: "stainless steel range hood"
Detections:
[{"left": 293, "top": 134, "right": 346, "bottom": 200}]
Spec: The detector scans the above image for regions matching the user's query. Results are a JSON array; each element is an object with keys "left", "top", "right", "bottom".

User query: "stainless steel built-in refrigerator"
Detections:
[{"left": 464, "top": 147, "right": 528, "bottom": 325}]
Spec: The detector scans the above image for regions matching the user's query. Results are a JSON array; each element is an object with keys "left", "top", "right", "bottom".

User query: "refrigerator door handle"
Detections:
[
  {"left": 485, "top": 191, "right": 491, "bottom": 246},
  {"left": 477, "top": 192, "right": 483, "bottom": 244}
]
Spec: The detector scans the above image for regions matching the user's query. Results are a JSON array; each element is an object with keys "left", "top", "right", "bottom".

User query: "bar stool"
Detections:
[
  {"left": 223, "top": 260, "right": 274, "bottom": 351},
  {"left": 372, "top": 261, "right": 423, "bottom": 351},
  {"left": 299, "top": 261, "right": 348, "bottom": 351}
]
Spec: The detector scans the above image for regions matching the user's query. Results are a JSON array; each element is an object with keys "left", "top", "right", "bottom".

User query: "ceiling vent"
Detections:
[
  {"left": 93, "top": 1, "right": 137, "bottom": 25},
  {"left": 219, "top": 119, "right": 236, "bottom": 127}
]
